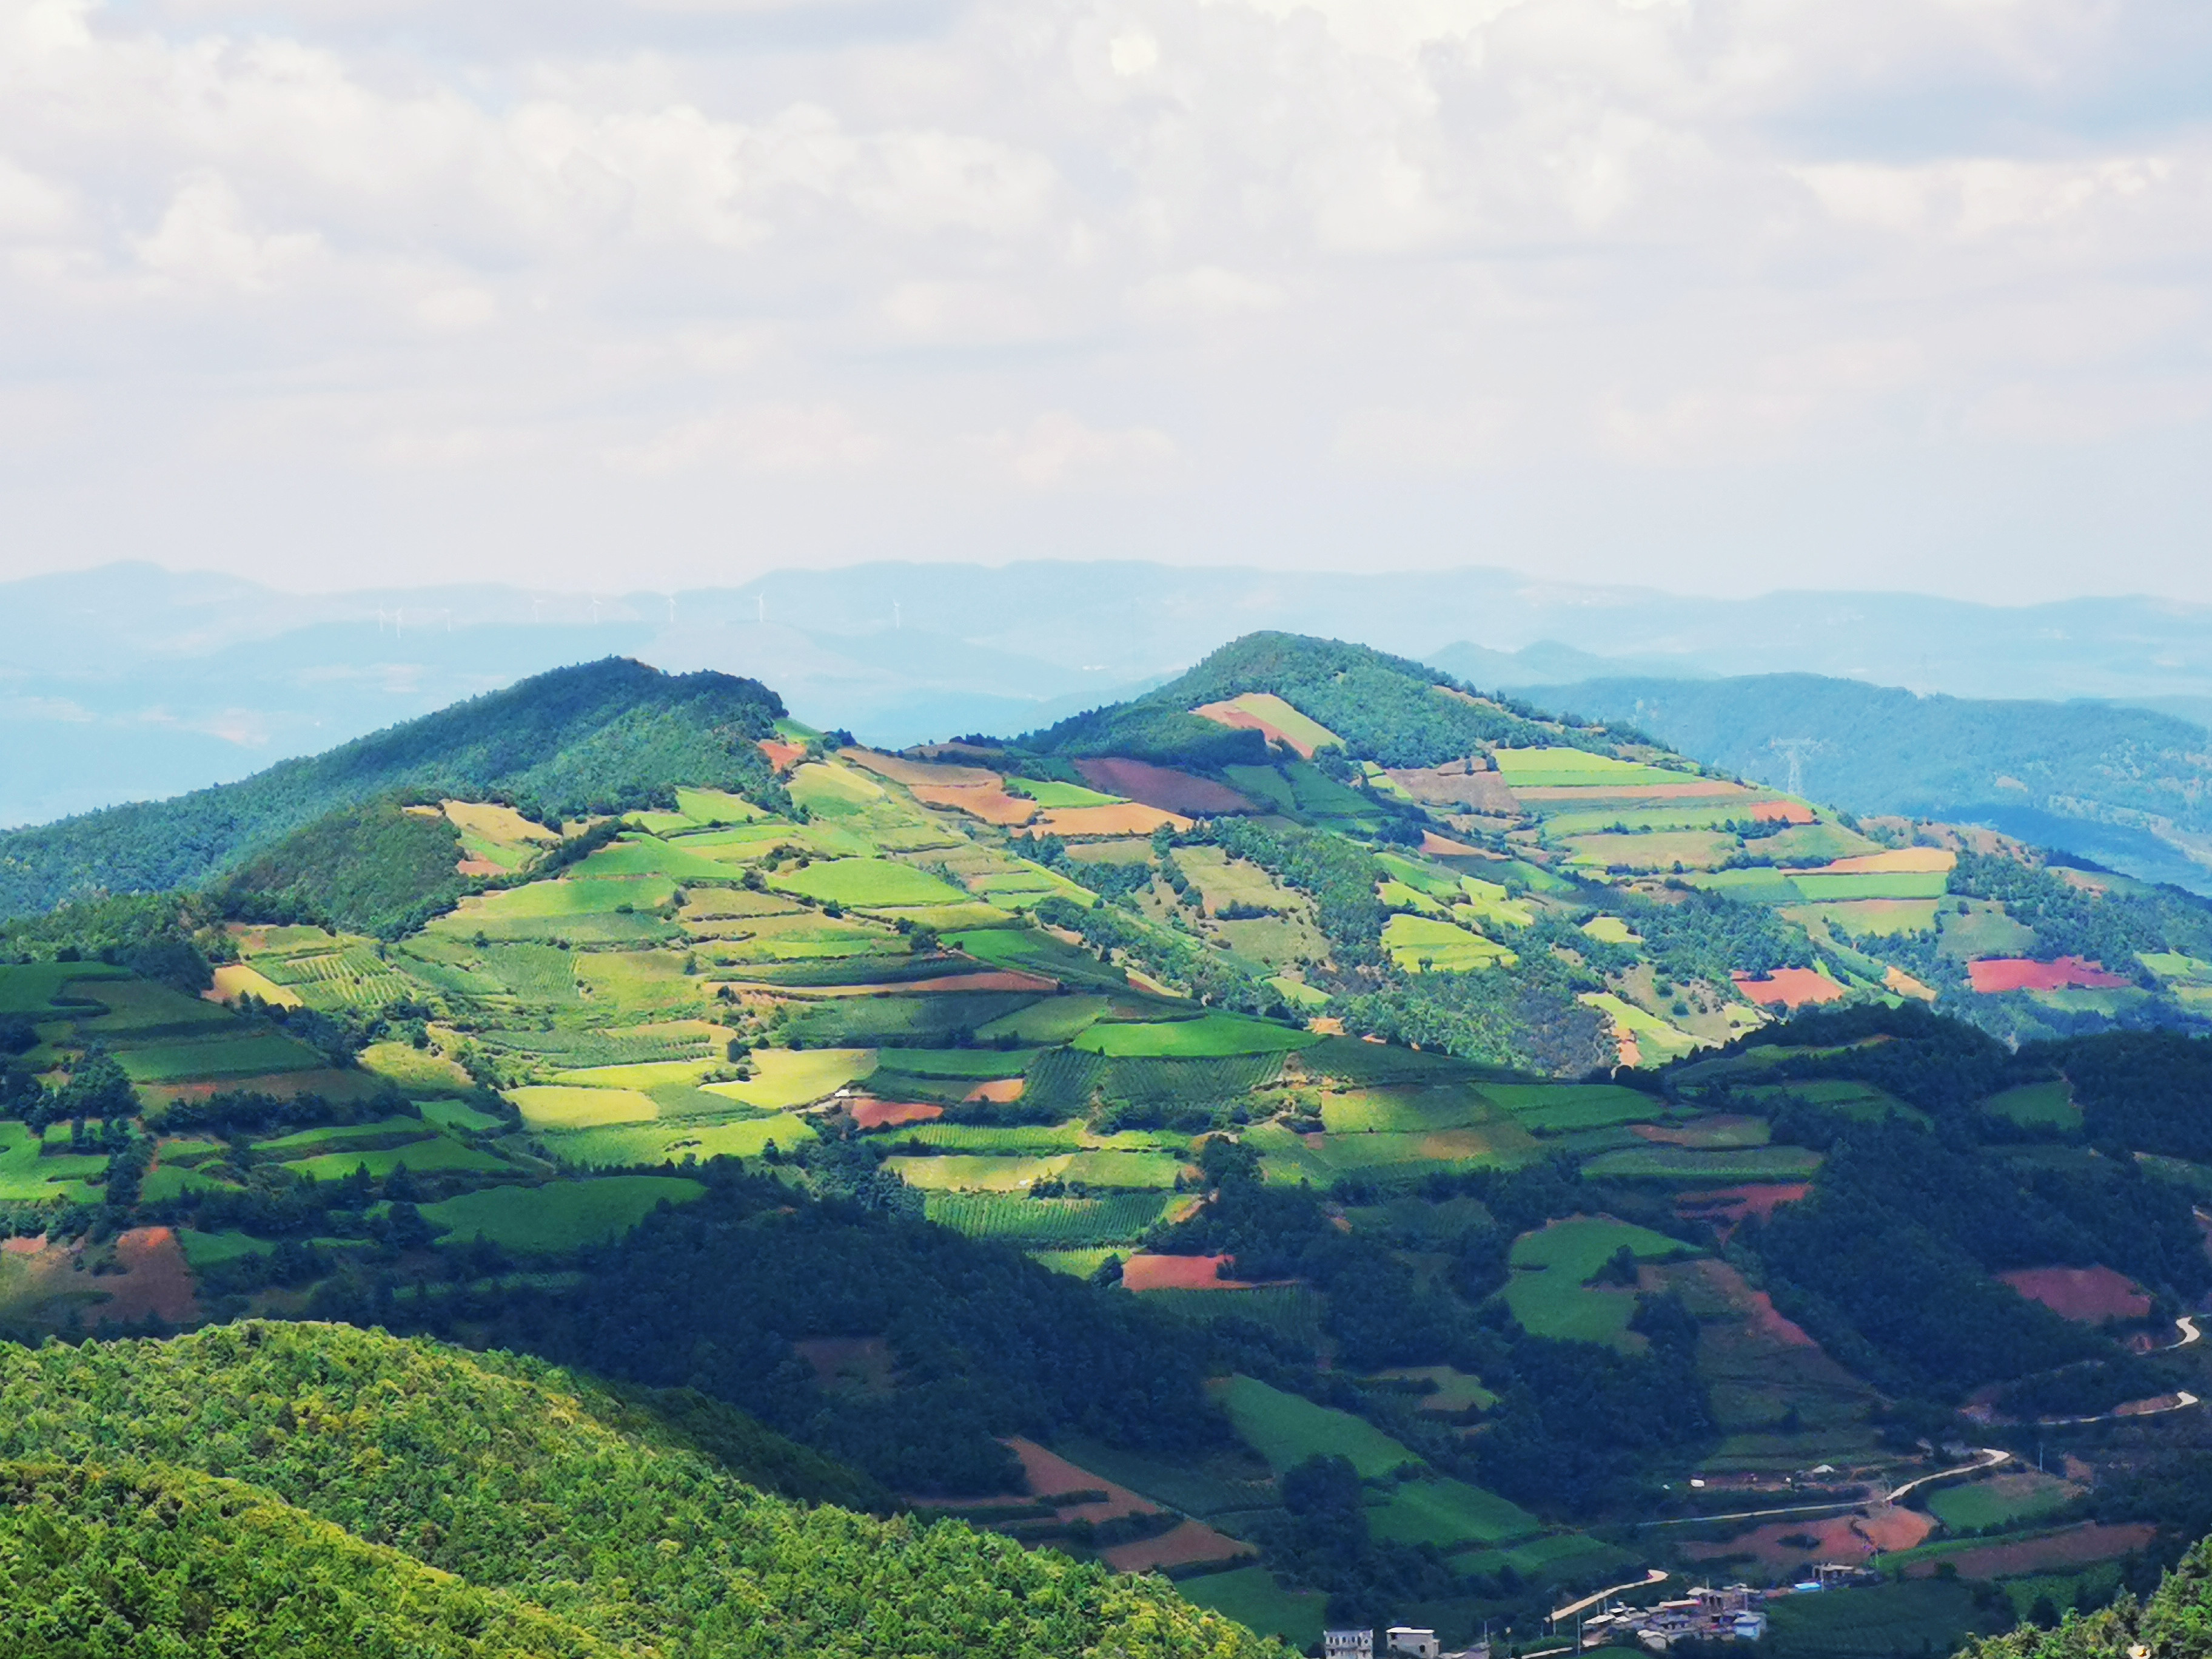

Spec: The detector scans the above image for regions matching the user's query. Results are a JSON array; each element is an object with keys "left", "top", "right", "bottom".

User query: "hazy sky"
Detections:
[{"left": 2, "top": 0, "right": 2210, "bottom": 600}]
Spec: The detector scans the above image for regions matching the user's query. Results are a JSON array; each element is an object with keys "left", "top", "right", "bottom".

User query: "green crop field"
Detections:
[
  {"left": 1483, "top": 1083, "right": 1666, "bottom": 1133},
  {"left": 507, "top": 1085, "right": 660, "bottom": 1130},
  {"left": 673, "top": 787, "right": 764, "bottom": 823},
  {"left": 1300, "top": 1037, "right": 1475, "bottom": 1087},
  {"left": 175, "top": 1228, "right": 273, "bottom": 1269},
  {"left": 540, "top": 1113, "right": 815, "bottom": 1167},
  {"left": 1108, "top": 1053, "right": 1284, "bottom": 1105},
  {"left": 1561, "top": 831, "right": 1737, "bottom": 871},
  {"left": 70, "top": 979, "right": 238, "bottom": 1035},
  {"left": 574, "top": 836, "right": 737, "bottom": 880},
  {"left": 784, "top": 993, "right": 1039, "bottom": 1047},
  {"left": 1926, "top": 1472, "right": 2077, "bottom": 1532},
  {"left": 1322, "top": 1085, "right": 1493, "bottom": 1134},
  {"left": 420, "top": 1098, "right": 506, "bottom": 1133},
  {"left": 478, "top": 1024, "right": 711, "bottom": 1067},
  {"left": 883, "top": 1154, "right": 1068, "bottom": 1191},
  {"left": 0, "top": 960, "right": 130, "bottom": 1014},
  {"left": 1382, "top": 914, "right": 1516, "bottom": 973},
  {"left": 1453, "top": 1531, "right": 1637, "bottom": 1586},
  {"left": 703, "top": 1048, "right": 875, "bottom": 1110},
  {"left": 891, "top": 1122, "right": 1088, "bottom": 1153},
  {"left": 419, "top": 1176, "right": 706, "bottom": 1253},
  {"left": 1982, "top": 1079, "right": 2082, "bottom": 1130},
  {"left": 460, "top": 877, "right": 680, "bottom": 920},
  {"left": 1179, "top": 1566, "right": 1326, "bottom": 1650},
  {"left": 1502, "top": 1217, "right": 1698, "bottom": 1347},
  {"left": 1061, "top": 1150, "right": 1183, "bottom": 1188},
  {"left": 552, "top": 1059, "right": 717, "bottom": 1090},
  {"left": 773, "top": 858, "right": 967, "bottom": 908},
  {"left": 1219, "top": 1376, "right": 1419, "bottom": 1478},
  {"left": 0, "top": 1122, "right": 106, "bottom": 1202},
  {"left": 256, "top": 1118, "right": 429, "bottom": 1156},
  {"left": 1493, "top": 748, "right": 1689, "bottom": 787},
  {"left": 878, "top": 1048, "right": 1038, "bottom": 1079},
  {"left": 975, "top": 994, "right": 1111, "bottom": 1043},
  {"left": 285, "top": 1136, "right": 513, "bottom": 1182},
  {"left": 115, "top": 1032, "right": 328, "bottom": 1083},
  {"left": 258, "top": 947, "right": 421, "bottom": 1008},
  {"left": 921, "top": 1191, "right": 1175, "bottom": 1244},
  {"left": 1785, "top": 899, "right": 1942, "bottom": 937},
  {"left": 1142, "top": 1285, "right": 1324, "bottom": 1346},
  {"left": 1762, "top": 1579, "right": 1988, "bottom": 1659},
  {"left": 1580, "top": 1145, "right": 1823, "bottom": 1181},
  {"left": 1367, "top": 1477, "right": 1539, "bottom": 1548},
  {"left": 1073, "top": 1012, "right": 1318, "bottom": 1057},
  {"left": 1790, "top": 871, "right": 1950, "bottom": 902}
]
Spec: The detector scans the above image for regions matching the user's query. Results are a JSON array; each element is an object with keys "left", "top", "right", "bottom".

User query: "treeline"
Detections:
[
  {"left": 338, "top": 1164, "right": 1232, "bottom": 1496},
  {"left": 209, "top": 799, "right": 475, "bottom": 939}
]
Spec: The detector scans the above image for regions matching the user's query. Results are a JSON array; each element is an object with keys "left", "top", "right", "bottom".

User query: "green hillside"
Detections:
[
  {"left": 0, "top": 1322, "right": 1283, "bottom": 1659},
  {"left": 0, "top": 658, "right": 789, "bottom": 917},
  {"left": 6, "top": 632, "right": 2212, "bottom": 1656}
]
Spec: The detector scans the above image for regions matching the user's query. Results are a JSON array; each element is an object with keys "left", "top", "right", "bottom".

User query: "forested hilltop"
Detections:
[
  {"left": 0, "top": 658, "right": 790, "bottom": 917},
  {"left": 2, "top": 633, "right": 2212, "bottom": 1657}
]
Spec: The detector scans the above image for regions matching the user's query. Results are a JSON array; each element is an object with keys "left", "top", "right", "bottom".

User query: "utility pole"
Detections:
[{"left": 1768, "top": 737, "right": 1825, "bottom": 798}]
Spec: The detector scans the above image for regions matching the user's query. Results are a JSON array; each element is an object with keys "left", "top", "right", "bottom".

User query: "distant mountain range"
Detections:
[{"left": 12, "top": 560, "right": 2212, "bottom": 870}]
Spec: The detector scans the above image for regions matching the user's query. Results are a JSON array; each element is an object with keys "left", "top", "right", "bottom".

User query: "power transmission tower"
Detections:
[{"left": 1768, "top": 737, "right": 1825, "bottom": 798}]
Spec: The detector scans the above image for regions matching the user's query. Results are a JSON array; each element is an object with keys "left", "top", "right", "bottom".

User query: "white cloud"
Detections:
[{"left": 0, "top": 0, "right": 2209, "bottom": 598}]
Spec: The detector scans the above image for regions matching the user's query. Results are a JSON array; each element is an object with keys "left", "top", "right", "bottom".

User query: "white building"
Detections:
[
  {"left": 1325, "top": 1631, "right": 1375, "bottom": 1659},
  {"left": 1388, "top": 1629, "right": 1441, "bottom": 1659}
]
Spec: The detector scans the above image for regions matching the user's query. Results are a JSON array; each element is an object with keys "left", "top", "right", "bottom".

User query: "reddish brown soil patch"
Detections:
[
  {"left": 1419, "top": 831, "right": 1493, "bottom": 857},
  {"left": 841, "top": 748, "right": 999, "bottom": 788},
  {"left": 1073, "top": 759, "right": 1257, "bottom": 816},
  {"left": 1005, "top": 1438, "right": 1158, "bottom": 1523},
  {"left": 1688, "top": 1506, "right": 1931, "bottom": 1570},
  {"left": 965, "top": 1078, "right": 1026, "bottom": 1103},
  {"left": 1, "top": 1235, "right": 45, "bottom": 1255},
  {"left": 1904, "top": 1524, "right": 2156, "bottom": 1580},
  {"left": 850, "top": 1099, "right": 943, "bottom": 1130},
  {"left": 757, "top": 739, "right": 808, "bottom": 773},
  {"left": 1634, "top": 1116, "right": 1765, "bottom": 1148},
  {"left": 1122, "top": 1253, "right": 1270, "bottom": 1291},
  {"left": 900, "top": 970, "right": 1058, "bottom": 994},
  {"left": 910, "top": 784, "right": 1037, "bottom": 826},
  {"left": 1810, "top": 848, "right": 1955, "bottom": 874},
  {"left": 2001, "top": 1265, "right": 2151, "bottom": 1324},
  {"left": 1385, "top": 764, "right": 1520, "bottom": 814},
  {"left": 1886, "top": 965, "right": 1938, "bottom": 1002},
  {"left": 1193, "top": 700, "right": 1319, "bottom": 758},
  {"left": 89, "top": 1227, "right": 198, "bottom": 1327},
  {"left": 793, "top": 1336, "right": 897, "bottom": 1396},
  {"left": 2114, "top": 1392, "right": 2191, "bottom": 1416},
  {"left": 455, "top": 856, "right": 504, "bottom": 877},
  {"left": 142, "top": 1068, "right": 388, "bottom": 1106},
  {"left": 1969, "top": 957, "right": 2131, "bottom": 993},
  {"left": 1751, "top": 800, "right": 1817, "bottom": 824},
  {"left": 1733, "top": 969, "right": 1848, "bottom": 1008},
  {"left": 1101, "top": 1518, "right": 1253, "bottom": 1572},
  {"left": 1031, "top": 803, "right": 1190, "bottom": 838},
  {"left": 1678, "top": 1184, "right": 1811, "bottom": 1228}
]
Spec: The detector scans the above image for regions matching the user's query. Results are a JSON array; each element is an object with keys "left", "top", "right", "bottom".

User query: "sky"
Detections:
[{"left": 1, "top": 0, "right": 2210, "bottom": 601}]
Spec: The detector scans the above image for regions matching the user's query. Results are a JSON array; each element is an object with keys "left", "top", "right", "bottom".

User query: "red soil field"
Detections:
[
  {"left": 1419, "top": 831, "right": 1492, "bottom": 857},
  {"left": 2, "top": 1235, "right": 44, "bottom": 1255},
  {"left": 964, "top": 1078, "right": 1026, "bottom": 1103},
  {"left": 1732, "top": 968, "right": 1848, "bottom": 1008},
  {"left": 1031, "top": 803, "right": 1191, "bottom": 838},
  {"left": 2000, "top": 1265, "right": 2151, "bottom": 1324},
  {"left": 1122, "top": 1253, "right": 1268, "bottom": 1291},
  {"left": 849, "top": 1099, "right": 943, "bottom": 1130},
  {"left": 1385, "top": 765, "right": 1521, "bottom": 814},
  {"left": 899, "top": 970, "right": 1059, "bottom": 994},
  {"left": 756, "top": 739, "right": 808, "bottom": 773},
  {"left": 1903, "top": 1524, "right": 2155, "bottom": 1580},
  {"left": 92, "top": 1228, "right": 199, "bottom": 1327},
  {"left": 1634, "top": 1116, "right": 1766, "bottom": 1147},
  {"left": 1073, "top": 759, "right": 1258, "bottom": 816},
  {"left": 1193, "top": 699, "right": 1319, "bottom": 758},
  {"left": 840, "top": 748, "right": 999, "bottom": 788},
  {"left": 1005, "top": 1438, "right": 1158, "bottom": 1524},
  {"left": 1687, "top": 1507, "right": 1932, "bottom": 1569},
  {"left": 909, "top": 783, "right": 1038, "bottom": 826},
  {"left": 1969, "top": 957, "right": 2131, "bottom": 993},
  {"left": 1750, "top": 800, "right": 1816, "bottom": 824},
  {"left": 1101, "top": 1518, "right": 1253, "bottom": 1573},
  {"left": 455, "top": 856, "right": 504, "bottom": 877},
  {"left": 1678, "top": 1184, "right": 1812, "bottom": 1228}
]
